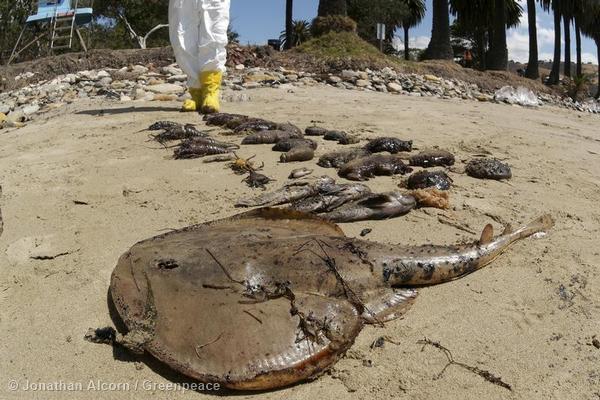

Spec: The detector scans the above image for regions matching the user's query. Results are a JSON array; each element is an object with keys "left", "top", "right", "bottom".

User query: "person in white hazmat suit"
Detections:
[{"left": 168, "top": 0, "right": 230, "bottom": 113}]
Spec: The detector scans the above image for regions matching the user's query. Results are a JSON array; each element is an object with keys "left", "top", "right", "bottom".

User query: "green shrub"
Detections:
[{"left": 311, "top": 15, "right": 357, "bottom": 37}]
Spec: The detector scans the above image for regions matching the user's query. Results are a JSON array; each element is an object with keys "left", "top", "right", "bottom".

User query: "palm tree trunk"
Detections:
[
  {"left": 285, "top": 0, "right": 293, "bottom": 50},
  {"left": 525, "top": 0, "right": 539, "bottom": 79},
  {"left": 477, "top": 29, "right": 487, "bottom": 71},
  {"left": 318, "top": 0, "right": 347, "bottom": 17},
  {"left": 423, "top": 0, "right": 453, "bottom": 60},
  {"left": 563, "top": 14, "right": 571, "bottom": 78},
  {"left": 575, "top": 16, "right": 582, "bottom": 78},
  {"left": 404, "top": 25, "right": 410, "bottom": 60},
  {"left": 488, "top": 0, "right": 508, "bottom": 70},
  {"left": 548, "top": 0, "right": 562, "bottom": 85},
  {"left": 596, "top": 40, "right": 600, "bottom": 99}
]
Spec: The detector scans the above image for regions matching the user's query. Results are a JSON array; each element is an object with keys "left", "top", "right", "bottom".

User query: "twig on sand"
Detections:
[
  {"left": 417, "top": 338, "right": 512, "bottom": 391},
  {"left": 194, "top": 333, "right": 224, "bottom": 358},
  {"left": 436, "top": 216, "right": 477, "bottom": 235}
]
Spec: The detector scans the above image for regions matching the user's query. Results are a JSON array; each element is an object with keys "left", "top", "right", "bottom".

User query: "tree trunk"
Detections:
[
  {"left": 597, "top": 40, "right": 600, "bottom": 99},
  {"left": 563, "top": 15, "right": 571, "bottom": 78},
  {"left": 477, "top": 29, "right": 487, "bottom": 71},
  {"left": 404, "top": 25, "right": 410, "bottom": 60},
  {"left": 285, "top": 0, "right": 293, "bottom": 50},
  {"left": 423, "top": 0, "right": 453, "bottom": 60},
  {"left": 488, "top": 0, "right": 508, "bottom": 70},
  {"left": 575, "top": 16, "right": 582, "bottom": 78},
  {"left": 548, "top": 0, "right": 562, "bottom": 85},
  {"left": 525, "top": 0, "right": 539, "bottom": 79},
  {"left": 318, "top": 0, "right": 347, "bottom": 17}
]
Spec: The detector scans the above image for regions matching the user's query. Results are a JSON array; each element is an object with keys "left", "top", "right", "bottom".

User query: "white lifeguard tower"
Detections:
[{"left": 8, "top": 0, "right": 94, "bottom": 64}]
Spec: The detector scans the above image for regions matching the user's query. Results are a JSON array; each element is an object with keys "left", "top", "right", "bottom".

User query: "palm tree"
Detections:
[
  {"left": 543, "top": 0, "right": 562, "bottom": 85},
  {"left": 579, "top": 0, "right": 599, "bottom": 97},
  {"left": 285, "top": 0, "right": 294, "bottom": 50},
  {"left": 400, "top": 0, "right": 426, "bottom": 60},
  {"left": 488, "top": 0, "right": 508, "bottom": 70},
  {"left": 280, "top": 20, "right": 312, "bottom": 48},
  {"left": 318, "top": 0, "right": 348, "bottom": 16},
  {"left": 525, "top": 0, "right": 540, "bottom": 79},
  {"left": 562, "top": 0, "right": 577, "bottom": 78},
  {"left": 423, "top": 0, "right": 454, "bottom": 59},
  {"left": 449, "top": 0, "right": 522, "bottom": 70}
]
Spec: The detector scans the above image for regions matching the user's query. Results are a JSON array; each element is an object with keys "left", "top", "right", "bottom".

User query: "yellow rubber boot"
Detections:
[
  {"left": 199, "top": 71, "right": 223, "bottom": 114},
  {"left": 181, "top": 87, "right": 203, "bottom": 112}
]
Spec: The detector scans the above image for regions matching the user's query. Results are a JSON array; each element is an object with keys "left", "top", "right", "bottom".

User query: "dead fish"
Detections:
[
  {"left": 364, "top": 137, "right": 413, "bottom": 154},
  {"left": 406, "top": 170, "right": 452, "bottom": 190},
  {"left": 234, "top": 120, "right": 280, "bottom": 133},
  {"left": 317, "top": 148, "right": 371, "bottom": 169},
  {"left": 324, "top": 130, "right": 348, "bottom": 142},
  {"left": 290, "top": 183, "right": 372, "bottom": 213},
  {"left": 180, "top": 137, "right": 239, "bottom": 150},
  {"left": 288, "top": 168, "right": 314, "bottom": 179},
  {"left": 409, "top": 150, "right": 455, "bottom": 168},
  {"left": 338, "top": 135, "right": 361, "bottom": 145},
  {"left": 466, "top": 158, "right": 512, "bottom": 180},
  {"left": 305, "top": 126, "right": 328, "bottom": 136},
  {"left": 150, "top": 124, "right": 208, "bottom": 144},
  {"left": 236, "top": 176, "right": 336, "bottom": 207},
  {"left": 339, "top": 154, "right": 413, "bottom": 181},
  {"left": 204, "top": 113, "right": 250, "bottom": 126},
  {"left": 280, "top": 147, "right": 315, "bottom": 163},
  {"left": 203, "top": 154, "right": 237, "bottom": 163},
  {"left": 272, "top": 139, "right": 318, "bottom": 152},
  {"left": 320, "top": 192, "right": 416, "bottom": 222},
  {"left": 110, "top": 209, "right": 553, "bottom": 389},
  {"left": 242, "top": 130, "right": 303, "bottom": 145},
  {"left": 174, "top": 144, "right": 233, "bottom": 159},
  {"left": 147, "top": 121, "right": 181, "bottom": 131}
]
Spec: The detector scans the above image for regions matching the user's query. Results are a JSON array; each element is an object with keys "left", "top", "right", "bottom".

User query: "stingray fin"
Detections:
[
  {"left": 232, "top": 207, "right": 345, "bottom": 236},
  {"left": 479, "top": 224, "right": 494, "bottom": 245},
  {"left": 361, "top": 288, "right": 417, "bottom": 324}
]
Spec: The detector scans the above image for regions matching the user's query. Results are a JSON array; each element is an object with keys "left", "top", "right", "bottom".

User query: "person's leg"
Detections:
[
  {"left": 169, "top": 0, "right": 202, "bottom": 111},
  {"left": 197, "top": 0, "right": 230, "bottom": 113}
]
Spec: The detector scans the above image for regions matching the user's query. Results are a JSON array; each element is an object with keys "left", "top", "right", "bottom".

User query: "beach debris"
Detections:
[
  {"left": 305, "top": 126, "right": 328, "bottom": 136},
  {"left": 147, "top": 121, "right": 182, "bottom": 131},
  {"left": 236, "top": 176, "right": 336, "bottom": 207},
  {"left": 317, "top": 148, "right": 371, "bottom": 169},
  {"left": 406, "top": 170, "right": 453, "bottom": 190},
  {"left": 289, "top": 183, "right": 372, "bottom": 213},
  {"left": 203, "top": 113, "right": 251, "bottom": 127},
  {"left": 149, "top": 125, "right": 211, "bottom": 145},
  {"left": 110, "top": 209, "right": 553, "bottom": 389},
  {"left": 410, "top": 188, "right": 450, "bottom": 210},
  {"left": 173, "top": 137, "right": 239, "bottom": 159},
  {"left": 364, "top": 137, "right": 413, "bottom": 154},
  {"left": 339, "top": 154, "right": 413, "bottom": 181},
  {"left": 280, "top": 147, "right": 315, "bottom": 163},
  {"left": 243, "top": 170, "right": 275, "bottom": 189},
  {"left": 242, "top": 130, "right": 303, "bottom": 145},
  {"left": 323, "top": 130, "right": 348, "bottom": 142},
  {"left": 288, "top": 168, "right": 313, "bottom": 179},
  {"left": 494, "top": 86, "right": 540, "bottom": 107},
  {"left": 84, "top": 327, "right": 117, "bottom": 345},
  {"left": 272, "top": 138, "right": 318, "bottom": 152},
  {"left": 227, "top": 153, "right": 262, "bottom": 175},
  {"left": 409, "top": 150, "right": 456, "bottom": 168},
  {"left": 360, "top": 229, "right": 372, "bottom": 237},
  {"left": 203, "top": 153, "right": 237, "bottom": 163},
  {"left": 418, "top": 338, "right": 512, "bottom": 391},
  {"left": 320, "top": 192, "right": 416, "bottom": 222},
  {"left": 466, "top": 158, "right": 512, "bottom": 180}
]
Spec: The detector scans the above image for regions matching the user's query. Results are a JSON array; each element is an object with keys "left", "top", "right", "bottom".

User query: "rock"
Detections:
[
  {"left": 357, "top": 71, "right": 369, "bottom": 80},
  {"left": 243, "top": 73, "right": 277, "bottom": 83},
  {"left": 145, "top": 83, "right": 185, "bottom": 95},
  {"left": 355, "top": 79, "right": 370, "bottom": 88},
  {"left": 387, "top": 82, "right": 403, "bottom": 93},
  {"left": 474, "top": 93, "right": 493, "bottom": 102},
  {"left": 168, "top": 74, "right": 188, "bottom": 83},
  {"left": 162, "top": 65, "right": 183, "bottom": 76},
  {"left": 120, "top": 95, "right": 132, "bottom": 102},
  {"left": 21, "top": 104, "right": 40, "bottom": 116},
  {"left": 424, "top": 74, "right": 441, "bottom": 83},
  {"left": 328, "top": 76, "right": 342, "bottom": 84},
  {"left": 242, "top": 82, "right": 262, "bottom": 89},
  {"left": 235, "top": 64, "right": 245, "bottom": 70},
  {"left": 131, "top": 65, "right": 149, "bottom": 75},
  {"left": 494, "top": 86, "right": 540, "bottom": 107},
  {"left": 0, "top": 103, "right": 11, "bottom": 114},
  {"left": 341, "top": 70, "right": 359, "bottom": 81}
]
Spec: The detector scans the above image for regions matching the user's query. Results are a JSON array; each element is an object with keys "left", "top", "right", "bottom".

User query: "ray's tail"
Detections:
[{"left": 370, "top": 214, "right": 555, "bottom": 286}]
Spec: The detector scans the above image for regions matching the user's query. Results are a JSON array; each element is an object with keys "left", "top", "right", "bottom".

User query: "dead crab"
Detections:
[{"left": 227, "top": 153, "right": 263, "bottom": 175}]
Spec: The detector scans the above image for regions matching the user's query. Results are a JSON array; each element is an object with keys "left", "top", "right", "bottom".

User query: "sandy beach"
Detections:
[{"left": 1, "top": 85, "right": 599, "bottom": 400}]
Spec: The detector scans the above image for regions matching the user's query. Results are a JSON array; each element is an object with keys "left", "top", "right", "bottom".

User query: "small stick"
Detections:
[
  {"left": 243, "top": 310, "right": 263, "bottom": 324},
  {"left": 206, "top": 249, "right": 245, "bottom": 286},
  {"left": 194, "top": 333, "right": 224, "bottom": 358},
  {"left": 437, "top": 216, "right": 477, "bottom": 235}
]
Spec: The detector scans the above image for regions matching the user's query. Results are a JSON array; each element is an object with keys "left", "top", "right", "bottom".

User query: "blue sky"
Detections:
[{"left": 230, "top": 0, "right": 598, "bottom": 64}]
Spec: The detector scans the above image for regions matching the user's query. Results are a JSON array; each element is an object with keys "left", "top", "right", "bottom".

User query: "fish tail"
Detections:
[{"left": 509, "top": 214, "right": 555, "bottom": 240}]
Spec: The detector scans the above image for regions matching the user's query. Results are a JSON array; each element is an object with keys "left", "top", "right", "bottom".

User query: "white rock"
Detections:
[
  {"left": 235, "top": 64, "right": 245, "bottom": 70},
  {"left": 162, "top": 65, "right": 183, "bottom": 76},
  {"left": 145, "top": 83, "right": 185, "bottom": 94},
  {"left": 387, "top": 82, "right": 403, "bottom": 93},
  {"left": 21, "top": 104, "right": 40, "bottom": 116},
  {"left": 168, "top": 74, "right": 188, "bottom": 83}
]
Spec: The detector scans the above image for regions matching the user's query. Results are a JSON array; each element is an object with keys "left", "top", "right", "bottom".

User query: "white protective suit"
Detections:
[{"left": 168, "top": 0, "right": 230, "bottom": 90}]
